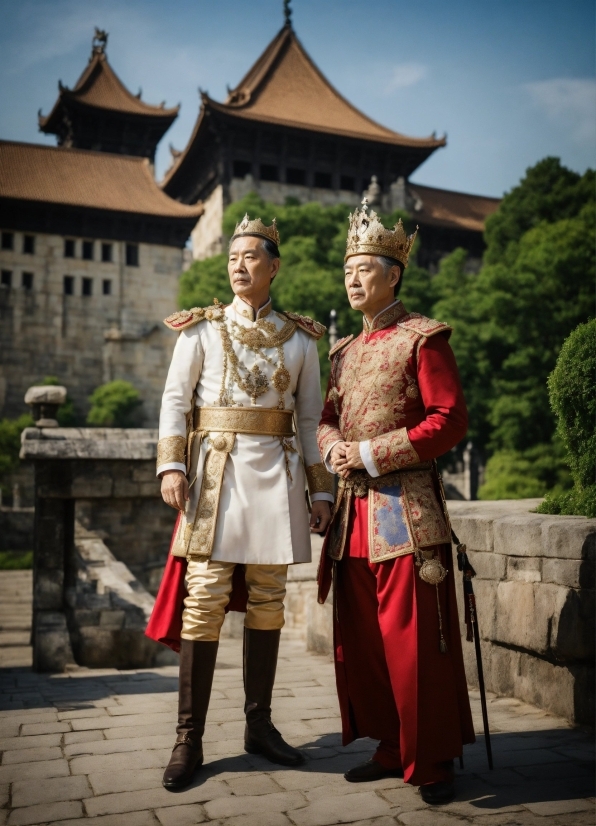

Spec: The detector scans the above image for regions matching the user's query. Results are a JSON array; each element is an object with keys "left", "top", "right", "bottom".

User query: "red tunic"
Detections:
[{"left": 317, "top": 302, "right": 475, "bottom": 786}]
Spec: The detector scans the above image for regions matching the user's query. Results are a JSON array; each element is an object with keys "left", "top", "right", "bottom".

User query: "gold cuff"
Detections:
[
  {"left": 306, "top": 462, "right": 334, "bottom": 495},
  {"left": 157, "top": 435, "right": 186, "bottom": 468},
  {"left": 370, "top": 427, "right": 420, "bottom": 476}
]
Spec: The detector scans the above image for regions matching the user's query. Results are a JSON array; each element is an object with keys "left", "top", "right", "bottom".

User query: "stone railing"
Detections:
[
  {"left": 306, "top": 499, "right": 595, "bottom": 726},
  {"left": 20, "top": 426, "right": 172, "bottom": 671}
]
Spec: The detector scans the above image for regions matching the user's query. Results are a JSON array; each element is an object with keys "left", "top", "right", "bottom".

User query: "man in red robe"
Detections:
[{"left": 317, "top": 200, "right": 475, "bottom": 805}]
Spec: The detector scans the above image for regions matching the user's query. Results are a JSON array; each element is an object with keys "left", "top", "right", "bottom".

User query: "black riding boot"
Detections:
[
  {"left": 243, "top": 628, "right": 305, "bottom": 766},
  {"left": 162, "top": 639, "right": 219, "bottom": 790}
]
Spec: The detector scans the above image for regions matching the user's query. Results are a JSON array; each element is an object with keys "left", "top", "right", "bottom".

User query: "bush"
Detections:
[
  {"left": 0, "top": 413, "right": 34, "bottom": 500},
  {"left": 0, "top": 551, "right": 33, "bottom": 570},
  {"left": 536, "top": 320, "right": 596, "bottom": 517},
  {"left": 87, "top": 381, "right": 142, "bottom": 427}
]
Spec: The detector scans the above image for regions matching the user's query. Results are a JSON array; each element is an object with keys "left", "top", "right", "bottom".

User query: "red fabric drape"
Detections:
[{"left": 145, "top": 514, "right": 249, "bottom": 652}]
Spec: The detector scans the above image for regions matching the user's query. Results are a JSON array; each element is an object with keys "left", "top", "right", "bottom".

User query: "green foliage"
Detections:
[
  {"left": 478, "top": 440, "right": 571, "bottom": 501},
  {"left": 0, "top": 550, "right": 33, "bottom": 570},
  {"left": 86, "top": 381, "right": 142, "bottom": 427},
  {"left": 536, "top": 319, "right": 596, "bottom": 516},
  {"left": 0, "top": 413, "right": 34, "bottom": 478},
  {"left": 484, "top": 157, "right": 595, "bottom": 265},
  {"left": 41, "top": 376, "right": 76, "bottom": 426},
  {"left": 0, "top": 413, "right": 33, "bottom": 501}
]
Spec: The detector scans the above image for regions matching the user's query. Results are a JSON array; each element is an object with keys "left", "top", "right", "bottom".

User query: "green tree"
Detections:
[
  {"left": 87, "top": 381, "right": 142, "bottom": 427},
  {"left": 537, "top": 320, "right": 596, "bottom": 517},
  {"left": 0, "top": 413, "right": 33, "bottom": 500}
]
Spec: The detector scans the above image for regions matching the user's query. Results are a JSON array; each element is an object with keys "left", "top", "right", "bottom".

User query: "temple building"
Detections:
[
  {"left": 0, "top": 31, "right": 201, "bottom": 424},
  {"left": 163, "top": 10, "right": 500, "bottom": 268}
]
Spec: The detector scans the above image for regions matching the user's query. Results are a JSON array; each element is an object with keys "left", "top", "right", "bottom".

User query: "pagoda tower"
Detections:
[{"left": 38, "top": 29, "right": 178, "bottom": 163}]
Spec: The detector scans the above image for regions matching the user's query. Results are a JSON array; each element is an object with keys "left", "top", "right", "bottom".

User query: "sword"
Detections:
[{"left": 453, "top": 527, "right": 494, "bottom": 770}]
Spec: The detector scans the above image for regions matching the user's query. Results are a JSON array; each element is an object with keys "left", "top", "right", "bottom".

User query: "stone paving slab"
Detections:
[{"left": 0, "top": 567, "right": 594, "bottom": 826}]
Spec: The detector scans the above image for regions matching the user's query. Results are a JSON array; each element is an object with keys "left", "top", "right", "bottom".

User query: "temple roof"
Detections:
[
  {"left": 409, "top": 183, "right": 500, "bottom": 233},
  {"left": 163, "top": 24, "right": 445, "bottom": 188},
  {"left": 0, "top": 141, "right": 202, "bottom": 219},
  {"left": 39, "top": 43, "right": 179, "bottom": 134}
]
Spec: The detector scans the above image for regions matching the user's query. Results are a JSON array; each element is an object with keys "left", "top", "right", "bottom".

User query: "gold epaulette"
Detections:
[
  {"left": 329, "top": 334, "right": 354, "bottom": 358},
  {"left": 397, "top": 313, "right": 452, "bottom": 339},
  {"left": 163, "top": 299, "right": 227, "bottom": 331},
  {"left": 281, "top": 311, "right": 326, "bottom": 340}
]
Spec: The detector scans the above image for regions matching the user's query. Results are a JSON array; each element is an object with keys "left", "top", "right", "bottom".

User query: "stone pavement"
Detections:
[{"left": 0, "top": 572, "right": 594, "bottom": 826}]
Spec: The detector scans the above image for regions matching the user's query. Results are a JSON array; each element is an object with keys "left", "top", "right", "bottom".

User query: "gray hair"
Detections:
[
  {"left": 378, "top": 255, "right": 404, "bottom": 296},
  {"left": 229, "top": 234, "right": 280, "bottom": 261}
]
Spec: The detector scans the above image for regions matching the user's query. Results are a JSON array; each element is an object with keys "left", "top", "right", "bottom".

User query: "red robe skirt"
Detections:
[
  {"left": 319, "top": 495, "right": 475, "bottom": 786},
  {"left": 145, "top": 514, "right": 248, "bottom": 652}
]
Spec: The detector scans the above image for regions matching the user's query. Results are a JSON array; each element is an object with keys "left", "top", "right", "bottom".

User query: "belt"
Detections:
[
  {"left": 338, "top": 463, "right": 432, "bottom": 498},
  {"left": 193, "top": 406, "right": 294, "bottom": 437}
]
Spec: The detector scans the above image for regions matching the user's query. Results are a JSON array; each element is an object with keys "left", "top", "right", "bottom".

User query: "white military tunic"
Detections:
[{"left": 157, "top": 296, "right": 332, "bottom": 565}]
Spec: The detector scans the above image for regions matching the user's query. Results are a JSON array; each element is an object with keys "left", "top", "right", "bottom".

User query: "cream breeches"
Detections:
[{"left": 181, "top": 559, "right": 288, "bottom": 642}]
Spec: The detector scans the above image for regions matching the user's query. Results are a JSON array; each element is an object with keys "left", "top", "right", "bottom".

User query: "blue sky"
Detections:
[{"left": 0, "top": 0, "right": 594, "bottom": 197}]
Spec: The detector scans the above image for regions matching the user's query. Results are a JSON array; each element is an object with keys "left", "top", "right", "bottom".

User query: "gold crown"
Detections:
[
  {"left": 233, "top": 214, "right": 280, "bottom": 246},
  {"left": 345, "top": 199, "right": 418, "bottom": 267}
]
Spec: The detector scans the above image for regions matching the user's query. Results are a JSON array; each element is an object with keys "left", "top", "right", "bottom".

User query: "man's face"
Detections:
[
  {"left": 344, "top": 254, "right": 400, "bottom": 314},
  {"left": 228, "top": 236, "right": 279, "bottom": 299}
]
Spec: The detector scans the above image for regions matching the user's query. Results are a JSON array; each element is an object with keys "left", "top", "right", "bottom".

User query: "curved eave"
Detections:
[
  {"left": 208, "top": 98, "right": 445, "bottom": 149},
  {"left": 39, "top": 95, "right": 179, "bottom": 136},
  {"left": 161, "top": 102, "right": 209, "bottom": 191}
]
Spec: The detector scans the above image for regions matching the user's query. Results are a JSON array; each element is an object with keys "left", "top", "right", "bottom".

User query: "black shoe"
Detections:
[
  {"left": 244, "top": 718, "right": 305, "bottom": 766},
  {"left": 162, "top": 735, "right": 204, "bottom": 790},
  {"left": 419, "top": 780, "right": 456, "bottom": 805},
  {"left": 243, "top": 628, "right": 305, "bottom": 767},
  {"left": 344, "top": 758, "right": 403, "bottom": 783}
]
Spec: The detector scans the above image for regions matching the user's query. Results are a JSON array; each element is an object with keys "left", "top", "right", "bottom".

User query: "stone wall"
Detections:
[
  {"left": 0, "top": 230, "right": 182, "bottom": 425},
  {"left": 305, "top": 500, "right": 595, "bottom": 726}
]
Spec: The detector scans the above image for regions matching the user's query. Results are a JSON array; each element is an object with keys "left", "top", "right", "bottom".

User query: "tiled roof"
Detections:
[
  {"left": 410, "top": 184, "right": 500, "bottom": 232},
  {"left": 39, "top": 49, "right": 178, "bottom": 130},
  {"left": 163, "top": 25, "right": 444, "bottom": 189},
  {"left": 215, "top": 26, "right": 444, "bottom": 147},
  {"left": 0, "top": 141, "right": 202, "bottom": 219}
]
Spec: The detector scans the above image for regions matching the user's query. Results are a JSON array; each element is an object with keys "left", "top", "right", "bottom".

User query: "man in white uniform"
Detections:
[{"left": 156, "top": 215, "right": 333, "bottom": 789}]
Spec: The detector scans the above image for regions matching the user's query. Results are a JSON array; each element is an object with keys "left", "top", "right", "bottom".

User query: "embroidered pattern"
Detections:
[
  {"left": 186, "top": 432, "right": 236, "bottom": 559},
  {"left": 305, "top": 462, "right": 334, "bottom": 495},
  {"left": 401, "top": 470, "right": 451, "bottom": 548},
  {"left": 369, "top": 427, "right": 420, "bottom": 475},
  {"left": 317, "top": 423, "right": 344, "bottom": 463},
  {"left": 156, "top": 435, "right": 186, "bottom": 468},
  {"left": 282, "top": 311, "right": 326, "bottom": 340}
]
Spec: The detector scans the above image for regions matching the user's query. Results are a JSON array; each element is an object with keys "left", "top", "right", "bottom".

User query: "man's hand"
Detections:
[
  {"left": 161, "top": 470, "right": 189, "bottom": 511},
  {"left": 310, "top": 500, "right": 332, "bottom": 534},
  {"left": 329, "top": 442, "right": 347, "bottom": 473},
  {"left": 334, "top": 441, "right": 365, "bottom": 477}
]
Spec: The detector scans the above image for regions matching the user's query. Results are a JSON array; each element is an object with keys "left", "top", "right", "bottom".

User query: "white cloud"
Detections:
[
  {"left": 523, "top": 78, "right": 596, "bottom": 144},
  {"left": 385, "top": 63, "right": 428, "bottom": 93}
]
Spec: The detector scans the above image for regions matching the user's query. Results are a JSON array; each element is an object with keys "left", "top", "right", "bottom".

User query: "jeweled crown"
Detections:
[
  {"left": 345, "top": 199, "right": 418, "bottom": 267},
  {"left": 233, "top": 214, "right": 280, "bottom": 247}
]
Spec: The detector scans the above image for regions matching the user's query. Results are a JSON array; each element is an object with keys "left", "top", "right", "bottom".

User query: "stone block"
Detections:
[
  {"left": 11, "top": 774, "right": 90, "bottom": 807},
  {"left": 493, "top": 514, "right": 545, "bottom": 557},
  {"left": 466, "top": 549, "right": 506, "bottom": 581},
  {"left": 7, "top": 800, "right": 83, "bottom": 826},
  {"left": 541, "top": 558, "right": 582, "bottom": 588},
  {"left": 542, "top": 518, "right": 596, "bottom": 561},
  {"left": 99, "top": 610, "right": 126, "bottom": 629},
  {"left": 506, "top": 556, "right": 541, "bottom": 582},
  {"left": 552, "top": 587, "right": 595, "bottom": 661},
  {"left": 32, "top": 611, "right": 75, "bottom": 672}
]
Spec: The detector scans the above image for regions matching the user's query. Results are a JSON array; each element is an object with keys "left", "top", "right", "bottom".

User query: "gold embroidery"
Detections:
[
  {"left": 156, "top": 435, "right": 186, "bottom": 468},
  {"left": 400, "top": 470, "right": 451, "bottom": 548},
  {"left": 281, "top": 311, "right": 326, "bottom": 340},
  {"left": 305, "top": 462, "right": 334, "bottom": 495},
  {"left": 195, "top": 406, "right": 294, "bottom": 437},
  {"left": 186, "top": 432, "right": 236, "bottom": 559},
  {"left": 363, "top": 301, "right": 408, "bottom": 334},
  {"left": 369, "top": 427, "right": 420, "bottom": 475},
  {"left": 217, "top": 313, "right": 297, "bottom": 407},
  {"left": 317, "top": 423, "right": 343, "bottom": 462}
]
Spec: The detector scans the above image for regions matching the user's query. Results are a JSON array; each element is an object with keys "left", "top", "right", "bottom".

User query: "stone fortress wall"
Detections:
[{"left": 0, "top": 228, "right": 182, "bottom": 425}]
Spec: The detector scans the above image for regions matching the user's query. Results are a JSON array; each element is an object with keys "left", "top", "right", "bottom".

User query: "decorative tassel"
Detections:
[{"left": 435, "top": 584, "right": 448, "bottom": 654}]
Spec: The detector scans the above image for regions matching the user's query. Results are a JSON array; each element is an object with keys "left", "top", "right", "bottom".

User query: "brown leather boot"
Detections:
[
  {"left": 243, "top": 628, "right": 305, "bottom": 766},
  {"left": 162, "top": 639, "right": 218, "bottom": 790}
]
